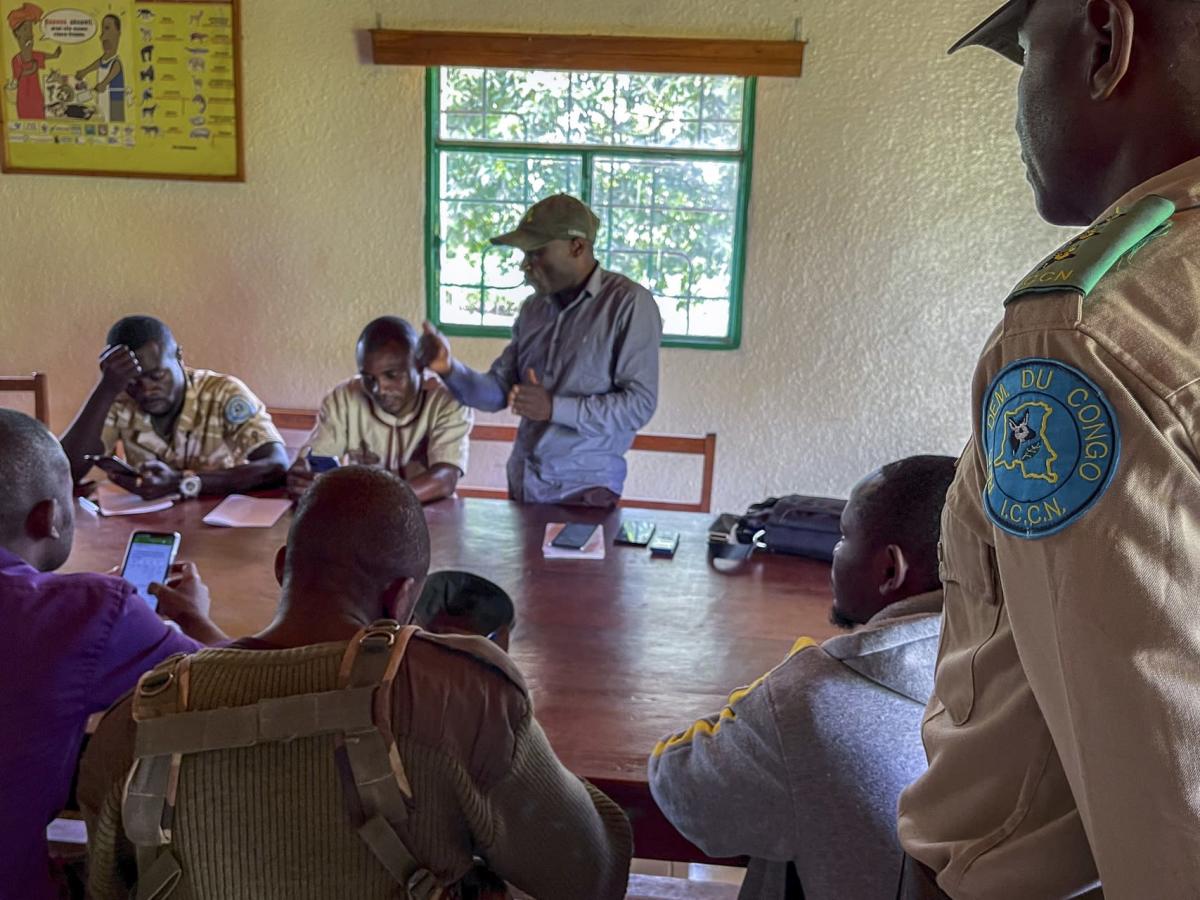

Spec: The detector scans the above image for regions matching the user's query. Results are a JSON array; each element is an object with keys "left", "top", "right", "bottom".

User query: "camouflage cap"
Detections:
[
  {"left": 949, "top": 0, "right": 1025, "bottom": 66},
  {"left": 490, "top": 194, "right": 600, "bottom": 251}
]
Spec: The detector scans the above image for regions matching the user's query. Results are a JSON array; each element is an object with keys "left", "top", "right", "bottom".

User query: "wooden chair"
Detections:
[
  {"left": 0, "top": 372, "right": 49, "bottom": 425},
  {"left": 265, "top": 407, "right": 717, "bottom": 513},
  {"left": 461, "top": 425, "right": 717, "bottom": 513}
]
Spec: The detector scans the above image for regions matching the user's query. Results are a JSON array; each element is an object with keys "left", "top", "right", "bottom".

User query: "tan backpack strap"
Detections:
[{"left": 337, "top": 620, "right": 445, "bottom": 899}]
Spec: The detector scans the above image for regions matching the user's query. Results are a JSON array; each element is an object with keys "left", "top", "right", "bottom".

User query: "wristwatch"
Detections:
[{"left": 179, "top": 470, "right": 202, "bottom": 500}]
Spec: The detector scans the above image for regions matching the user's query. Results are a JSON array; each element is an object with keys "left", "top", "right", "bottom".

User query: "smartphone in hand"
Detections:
[
  {"left": 306, "top": 453, "right": 341, "bottom": 474},
  {"left": 84, "top": 454, "right": 139, "bottom": 479},
  {"left": 120, "top": 531, "right": 181, "bottom": 610}
]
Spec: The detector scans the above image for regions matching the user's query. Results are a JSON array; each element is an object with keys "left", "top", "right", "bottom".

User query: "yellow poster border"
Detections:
[{"left": 0, "top": 0, "right": 244, "bottom": 181}]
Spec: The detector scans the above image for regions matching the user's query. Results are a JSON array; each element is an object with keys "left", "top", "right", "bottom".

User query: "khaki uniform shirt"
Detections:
[
  {"left": 100, "top": 367, "right": 282, "bottom": 471},
  {"left": 305, "top": 377, "right": 472, "bottom": 477},
  {"left": 898, "top": 156, "right": 1200, "bottom": 898}
]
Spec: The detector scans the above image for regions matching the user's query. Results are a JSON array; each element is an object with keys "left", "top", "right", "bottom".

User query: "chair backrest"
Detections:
[
  {"left": 265, "top": 407, "right": 717, "bottom": 513},
  {"left": 0, "top": 372, "right": 49, "bottom": 425},
  {"left": 459, "top": 424, "right": 717, "bottom": 513}
]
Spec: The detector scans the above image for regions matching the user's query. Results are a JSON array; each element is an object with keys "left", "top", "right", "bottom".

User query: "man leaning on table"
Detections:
[
  {"left": 419, "top": 193, "right": 662, "bottom": 507},
  {"left": 60, "top": 315, "right": 289, "bottom": 501},
  {"left": 0, "top": 410, "right": 227, "bottom": 900}
]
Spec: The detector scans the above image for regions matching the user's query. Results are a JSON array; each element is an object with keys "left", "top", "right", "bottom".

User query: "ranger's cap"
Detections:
[
  {"left": 490, "top": 194, "right": 600, "bottom": 251},
  {"left": 949, "top": 0, "right": 1026, "bottom": 65}
]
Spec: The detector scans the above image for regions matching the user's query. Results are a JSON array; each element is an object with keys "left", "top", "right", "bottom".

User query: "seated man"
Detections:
[
  {"left": 0, "top": 410, "right": 226, "bottom": 900},
  {"left": 420, "top": 193, "right": 662, "bottom": 507},
  {"left": 81, "top": 466, "right": 633, "bottom": 900},
  {"left": 287, "top": 316, "right": 472, "bottom": 503},
  {"left": 648, "top": 455, "right": 957, "bottom": 900},
  {"left": 60, "top": 315, "right": 288, "bottom": 500}
]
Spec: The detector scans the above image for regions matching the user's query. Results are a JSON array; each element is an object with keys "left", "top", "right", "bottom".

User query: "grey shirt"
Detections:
[
  {"left": 648, "top": 591, "right": 944, "bottom": 900},
  {"left": 442, "top": 265, "right": 662, "bottom": 504}
]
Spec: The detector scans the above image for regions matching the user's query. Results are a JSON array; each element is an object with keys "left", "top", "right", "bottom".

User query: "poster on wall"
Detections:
[{"left": 0, "top": 0, "right": 242, "bottom": 179}]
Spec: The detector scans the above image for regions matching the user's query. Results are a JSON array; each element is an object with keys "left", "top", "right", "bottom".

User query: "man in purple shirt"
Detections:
[{"left": 0, "top": 409, "right": 226, "bottom": 900}]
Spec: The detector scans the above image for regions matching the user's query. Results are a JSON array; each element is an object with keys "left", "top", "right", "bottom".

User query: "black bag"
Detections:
[{"left": 739, "top": 495, "right": 845, "bottom": 561}]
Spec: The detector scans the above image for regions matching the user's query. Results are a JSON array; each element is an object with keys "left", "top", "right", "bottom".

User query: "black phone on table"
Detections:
[
  {"left": 84, "top": 454, "right": 139, "bottom": 478},
  {"left": 615, "top": 520, "right": 656, "bottom": 546},
  {"left": 649, "top": 530, "right": 680, "bottom": 558},
  {"left": 120, "top": 531, "right": 181, "bottom": 611},
  {"left": 551, "top": 522, "right": 599, "bottom": 550}
]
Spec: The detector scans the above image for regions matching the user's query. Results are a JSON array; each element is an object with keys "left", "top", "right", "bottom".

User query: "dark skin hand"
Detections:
[
  {"left": 110, "top": 442, "right": 289, "bottom": 500},
  {"left": 62, "top": 344, "right": 145, "bottom": 483},
  {"left": 148, "top": 561, "right": 229, "bottom": 644},
  {"left": 509, "top": 369, "right": 553, "bottom": 422}
]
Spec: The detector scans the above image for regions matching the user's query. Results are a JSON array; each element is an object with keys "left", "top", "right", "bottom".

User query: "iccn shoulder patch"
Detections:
[
  {"left": 224, "top": 395, "right": 254, "bottom": 425},
  {"left": 982, "top": 358, "right": 1119, "bottom": 538}
]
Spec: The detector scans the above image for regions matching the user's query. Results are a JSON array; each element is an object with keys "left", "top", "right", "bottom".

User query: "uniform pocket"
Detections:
[{"left": 934, "top": 513, "right": 1004, "bottom": 726}]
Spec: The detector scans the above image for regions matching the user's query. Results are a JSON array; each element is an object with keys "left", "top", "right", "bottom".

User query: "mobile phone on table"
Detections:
[
  {"left": 648, "top": 530, "right": 680, "bottom": 558},
  {"left": 84, "top": 454, "right": 139, "bottom": 479},
  {"left": 615, "top": 520, "right": 656, "bottom": 546},
  {"left": 120, "top": 531, "right": 181, "bottom": 611},
  {"left": 306, "top": 453, "right": 341, "bottom": 473},
  {"left": 551, "top": 522, "right": 599, "bottom": 550}
]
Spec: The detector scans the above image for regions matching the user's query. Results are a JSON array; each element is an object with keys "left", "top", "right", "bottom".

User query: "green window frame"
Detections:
[{"left": 425, "top": 67, "right": 757, "bottom": 350}]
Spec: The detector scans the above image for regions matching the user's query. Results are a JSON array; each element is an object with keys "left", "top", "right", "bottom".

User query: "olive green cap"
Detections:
[
  {"left": 949, "top": 0, "right": 1025, "bottom": 66},
  {"left": 490, "top": 194, "right": 600, "bottom": 251}
]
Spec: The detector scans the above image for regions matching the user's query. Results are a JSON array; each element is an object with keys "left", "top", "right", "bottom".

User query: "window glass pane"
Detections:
[
  {"left": 591, "top": 155, "right": 740, "bottom": 339},
  {"left": 439, "top": 68, "right": 744, "bottom": 151},
  {"left": 438, "top": 151, "right": 582, "bottom": 326}
]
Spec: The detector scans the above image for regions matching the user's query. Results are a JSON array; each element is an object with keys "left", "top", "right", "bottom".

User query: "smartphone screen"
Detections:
[
  {"left": 616, "top": 520, "right": 656, "bottom": 546},
  {"left": 306, "top": 453, "right": 341, "bottom": 474},
  {"left": 551, "top": 522, "right": 599, "bottom": 550},
  {"left": 121, "top": 532, "right": 180, "bottom": 610}
]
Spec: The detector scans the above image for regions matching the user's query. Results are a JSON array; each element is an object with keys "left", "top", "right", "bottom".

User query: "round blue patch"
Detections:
[
  {"left": 224, "top": 395, "right": 254, "bottom": 426},
  {"left": 981, "top": 358, "right": 1120, "bottom": 539}
]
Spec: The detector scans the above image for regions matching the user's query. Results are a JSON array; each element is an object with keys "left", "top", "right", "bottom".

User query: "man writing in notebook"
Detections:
[{"left": 419, "top": 193, "right": 662, "bottom": 507}]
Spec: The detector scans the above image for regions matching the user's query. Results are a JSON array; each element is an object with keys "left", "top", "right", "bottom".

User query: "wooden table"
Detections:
[{"left": 66, "top": 495, "right": 838, "bottom": 863}]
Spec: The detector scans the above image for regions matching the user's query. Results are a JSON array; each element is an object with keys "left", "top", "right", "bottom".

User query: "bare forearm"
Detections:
[
  {"left": 61, "top": 383, "right": 121, "bottom": 482},
  {"left": 198, "top": 457, "right": 286, "bottom": 495},
  {"left": 407, "top": 464, "right": 460, "bottom": 503},
  {"left": 172, "top": 611, "right": 229, "bottom": 645}
]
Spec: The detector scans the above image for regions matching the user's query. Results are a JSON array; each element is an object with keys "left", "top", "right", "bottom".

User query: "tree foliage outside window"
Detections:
[{"left": 427, "top": 67, "right": 756, "bottom": 348}]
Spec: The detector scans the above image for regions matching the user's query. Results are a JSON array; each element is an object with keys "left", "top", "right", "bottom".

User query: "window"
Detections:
[{"left": 426, "top": 67, "right": 756, "bottom": 349}]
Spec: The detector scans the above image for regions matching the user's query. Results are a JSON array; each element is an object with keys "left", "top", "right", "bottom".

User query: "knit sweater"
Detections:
[{"left": 79, "top": 631, "right": 632, "bottom": 899}]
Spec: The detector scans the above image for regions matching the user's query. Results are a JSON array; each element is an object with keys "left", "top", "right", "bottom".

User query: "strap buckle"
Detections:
[{"left": 360, "top": 620, "right": 402, "bottom": 650}]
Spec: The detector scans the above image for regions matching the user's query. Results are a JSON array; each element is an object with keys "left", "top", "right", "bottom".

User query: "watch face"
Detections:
[{"left": 181, "top": 475, "right": 201, "bottom": 498}]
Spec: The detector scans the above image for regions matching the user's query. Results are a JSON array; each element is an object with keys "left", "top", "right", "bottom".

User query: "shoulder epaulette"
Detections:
[
  {"left": 413, "top": 631, "right": 528, "bottom": 696},
  {"left": 1007, "top": 194, "right": 1175, "bottom": 304}
]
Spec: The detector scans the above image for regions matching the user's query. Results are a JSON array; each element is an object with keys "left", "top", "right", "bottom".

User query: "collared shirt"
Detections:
[
  {"left": 899, "top": 155, "right": 1200, "bottom": 898},
  {"left": 649, "top": 591, "right": 943, "bottom": 900},
  {"left": 100, "top": 367, "right": 283, "bottom": 471},
  {"left": 305, "top": 377, "right": 472, "bottom": 477},
  {"left": 443, "top": 265, "right": 662, "bottom": 503},
  {"left": 0, "top": 547, "right": 199, "bottom": 900}
]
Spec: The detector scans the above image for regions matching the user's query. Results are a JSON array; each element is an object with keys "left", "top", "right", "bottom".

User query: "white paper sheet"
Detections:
[
  {"left": 46, "top": 817, "right": 87, "bottom": 844},
  {"left": 542, "top": 523, "right": 606, "bottom": 560},
  {"left": 202, "top": 495, "right": 292, "bottom": 528},
  {"left": 95, "top": 481, "right": 174, "bottom": 517}
]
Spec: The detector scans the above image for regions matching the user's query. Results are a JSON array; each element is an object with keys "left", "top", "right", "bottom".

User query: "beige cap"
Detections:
[
  {"left": 949, "top": 0, "right": 1025, "bottom": 66},
  {"left": 490, "top": 194, "right": 600, "bottom": 251}
]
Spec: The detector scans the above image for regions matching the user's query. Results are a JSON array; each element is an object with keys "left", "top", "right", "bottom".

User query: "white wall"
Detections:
[{"left": 0, "top": 0, "right": 1072, "bottom": 512}]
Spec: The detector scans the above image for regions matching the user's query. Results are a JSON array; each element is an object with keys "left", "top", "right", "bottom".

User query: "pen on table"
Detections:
[{"left": 78, "top": 496, "right": 99, "bottom": 515}]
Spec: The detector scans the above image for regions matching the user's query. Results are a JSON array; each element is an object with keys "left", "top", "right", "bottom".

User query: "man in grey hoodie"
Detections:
[{"left": 648, "top": 454, "right": 956, "bottom": 900}]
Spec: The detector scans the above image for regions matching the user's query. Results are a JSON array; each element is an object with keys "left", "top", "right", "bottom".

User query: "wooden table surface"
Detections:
[{"left": 65, "top": 495, "right": 838, "bottom": 862}]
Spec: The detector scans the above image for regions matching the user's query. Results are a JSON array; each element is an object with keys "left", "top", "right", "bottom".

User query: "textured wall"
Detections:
[{"left": 0, "top": 0, "right": 1073, "bottom": 512}]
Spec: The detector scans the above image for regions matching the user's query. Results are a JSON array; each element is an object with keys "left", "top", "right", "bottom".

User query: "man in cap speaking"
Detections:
[
  {"left": 420, "top": 194, "right": 662, "bottom": 507},
  {"left": 898, "top": 0, "right": 1200, "bottom": 896}
]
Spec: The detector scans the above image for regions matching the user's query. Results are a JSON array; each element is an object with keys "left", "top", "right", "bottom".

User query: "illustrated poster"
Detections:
[{"left": 1, "top": 0, "right": 241, "bottom": 179}]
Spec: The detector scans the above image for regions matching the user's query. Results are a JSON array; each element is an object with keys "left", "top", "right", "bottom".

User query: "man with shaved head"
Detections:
[
  {"left": 82, "top": 467, "right": 632, "bottom": 899},
  {"left": 0, "top": 410, "right": 224, "bottom": 900},
  {"left": 287, "top": 315, "right": 472, "bottom": 503},
  {"left": 897, "top": 1, "right": 1200, "bottom": 896},
  {"left": 61, "top": 315, "right": 288, "bottom": 501}
]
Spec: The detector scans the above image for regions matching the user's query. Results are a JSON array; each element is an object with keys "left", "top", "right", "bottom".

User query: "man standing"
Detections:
[
  {"left": 420, "top": 193, "right": 662, "bottom": 506},
  {"left": 898, "top": 1, "right": 1200, "bottom": 896},
  {"left": 649, "top": 456, "right": 954, "bottom": 900},
  {"left": 287, "top": 316, "right": 472, "bottom": 503},
  {"left": 0, "top": 410, "right": 225, "bottom": 900},
  {"left": 81, "top": 467, "right": 632, "bottom": 899},
  {"left": 61, "top": 315, "right": 288, "bottom": 500}
]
